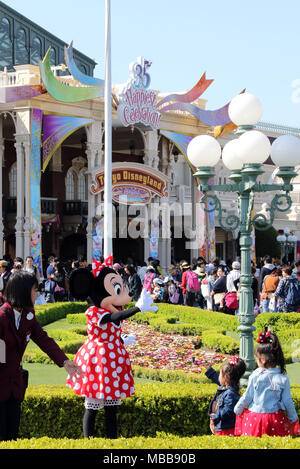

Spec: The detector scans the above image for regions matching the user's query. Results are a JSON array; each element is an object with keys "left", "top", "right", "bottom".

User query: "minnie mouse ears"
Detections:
[
  {"left": 69, "top": 255, "right": 115, "bottom": 303},
  {"left": 69, "top": 268, "right": 94, "bottom": 301}
]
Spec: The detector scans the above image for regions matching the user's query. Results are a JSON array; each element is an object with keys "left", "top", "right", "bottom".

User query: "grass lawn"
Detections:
[{"left": 25, "top": 363, "right": 152, "bottom": 386}]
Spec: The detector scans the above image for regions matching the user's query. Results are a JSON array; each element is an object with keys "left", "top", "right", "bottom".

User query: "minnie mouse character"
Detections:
[{"left": 66, "top": 255, "right": 158, "bottom": 439}]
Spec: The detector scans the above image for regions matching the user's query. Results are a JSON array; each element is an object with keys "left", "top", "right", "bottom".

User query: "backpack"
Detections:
[
  {"left": 186, "top": 271, "right": 200, "bottom": 293},
  {"left": 169, "top": 285, "right": 180, "bottom": 304},
  {"left": 284, "top": 278, "right": 300, "bottom": 306},
  {"left": 143, "top": 272, "right": 155, "bottom": 292}
]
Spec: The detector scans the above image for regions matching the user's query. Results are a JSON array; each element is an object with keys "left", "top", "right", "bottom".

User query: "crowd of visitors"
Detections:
[{"left": 0, "top": 253, "right": 299, "bottom": 313}]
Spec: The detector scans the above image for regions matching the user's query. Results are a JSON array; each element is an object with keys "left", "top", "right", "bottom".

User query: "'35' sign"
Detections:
[{"left": 129, "top": 57, "right": 152, "bottom": 90}]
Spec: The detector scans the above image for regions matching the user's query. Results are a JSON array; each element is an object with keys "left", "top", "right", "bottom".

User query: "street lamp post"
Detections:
[
  {"left": 276, "top": 227, "right": 298, "bottom": 263},
  {"left": 187, "top": 93, "right": 300, "bottom": 386}
]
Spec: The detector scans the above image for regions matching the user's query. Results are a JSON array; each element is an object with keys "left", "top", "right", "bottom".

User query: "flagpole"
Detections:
[{"left": 104, "top": 0, "right": 113, "bottom": 258}]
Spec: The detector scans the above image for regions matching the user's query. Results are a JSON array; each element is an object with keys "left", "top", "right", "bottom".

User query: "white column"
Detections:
[
  {"left": 0, "top": 117, "right": 4, "bottom": 258},
  {"left": 86, "top": 143, "right": 97, "bottom": 265},
  {"left": 144, "top": 130, "right": 159, "bottom": 169},
  {"left": 104, "top": 0, "right": 113, "bottom": 258},
  {"left": 86, "top": 122, "right": 104, "bottom": 264},
  {"left": 14, "top": 138, "right": 25, "bottom": 259}
]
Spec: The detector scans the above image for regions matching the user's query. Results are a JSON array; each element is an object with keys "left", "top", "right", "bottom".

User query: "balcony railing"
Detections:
[
  {"left": 63, "top": 201, "right": 88, "bottom": 216},
  {"left": 41, "top": 198, "right": 57, "bottom": 214}
]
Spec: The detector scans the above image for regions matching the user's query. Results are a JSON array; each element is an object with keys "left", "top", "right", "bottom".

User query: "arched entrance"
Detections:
[{"left": 60, "top": 234, "right": 87, "bottom": 261}]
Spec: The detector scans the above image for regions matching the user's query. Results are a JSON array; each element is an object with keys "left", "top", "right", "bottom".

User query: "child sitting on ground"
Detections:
[
  {"left": 234, "top": 329, "right": 300, "bottom": 437},
  {"left": 205, "top": 356, "right": 246, "bottom": 436}
]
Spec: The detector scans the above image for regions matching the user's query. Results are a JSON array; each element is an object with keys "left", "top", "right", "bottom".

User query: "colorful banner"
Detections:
[
  {"left": 207, "top": 208, "right": 216, "bottom": 262},
  {"left": 64, "top": 41, "right": 105, "bottom": 87},
  {"left": 156, "top": 73, "right": 214, "bottom": 110},
  {"left": 159, "top": 130, "right": 194, "bottom": 171},
  {"left": 40, "top": 48, "right": 104, "bottom": 103},
  {"left": 150, "top": 217, "right": 160, "bottom": 260},
  {"left": 0, "top": 85, "right": 46, "bottom": 103},
  {"left": 30, "top": 108, "right": 43, "bottom": 276},
  {"left": 93, "top": 217, "right": 104, "bottom": 261},
  {"left": 42, "top": 114, "right": 94, "bottom": 172},
  {"left": 198, "top": 190, "right": 207, "bottom": 260}
]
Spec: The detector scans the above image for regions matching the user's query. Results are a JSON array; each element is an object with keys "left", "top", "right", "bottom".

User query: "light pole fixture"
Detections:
[
  {"left": 276, "top": 227, "right": 298, "bottom": 263},
  {"left": 187, "top": 92, "right": 300, "bottom": 385}
]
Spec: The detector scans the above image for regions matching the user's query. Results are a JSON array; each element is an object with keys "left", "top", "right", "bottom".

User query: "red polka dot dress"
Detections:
[{"left": 66, "top": 306, "right": 135, "bottom": 409}]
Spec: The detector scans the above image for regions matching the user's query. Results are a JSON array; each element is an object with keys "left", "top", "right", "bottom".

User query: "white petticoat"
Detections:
[{"left": 84, "top": 397, "right": 121, "bottom": 410}]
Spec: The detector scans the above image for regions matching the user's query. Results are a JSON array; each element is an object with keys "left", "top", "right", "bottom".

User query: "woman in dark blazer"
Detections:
[
  {"left": 124, "top": 264, "right": 142, "bottom": 301},
  {"left": 0, "top": 271, "right": 82, "bottom": 441}
]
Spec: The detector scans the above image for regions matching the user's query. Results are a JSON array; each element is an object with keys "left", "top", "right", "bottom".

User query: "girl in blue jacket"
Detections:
[
  {"left": 234, "top": 330, "right": 300, "bottom": 437},
  {"left": 205, "top": 357, "right": 246, "bottom": 436}
]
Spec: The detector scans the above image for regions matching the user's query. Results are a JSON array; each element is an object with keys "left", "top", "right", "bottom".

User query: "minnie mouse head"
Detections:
[{"left": 69, "top": 255, "right": 132, "bottom": 313}]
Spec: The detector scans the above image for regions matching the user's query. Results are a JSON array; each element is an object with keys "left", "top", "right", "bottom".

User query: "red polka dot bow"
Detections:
[
  {"left": 229, "top": 356, "right": 239, "bottom": 366},
  {"left": 257, "top": 330, "right": 272, "bottom": 344},
  {"left": 92, "top": 254, "right": 114, "bottom": 278}
]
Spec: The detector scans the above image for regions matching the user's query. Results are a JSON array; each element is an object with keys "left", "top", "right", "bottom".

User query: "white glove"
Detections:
[
  {"left": 136, "top": 289, "right": 158, "bottom": 314},
  {"left": 122, "top": 334, "right": 137, "bottom": 347}
]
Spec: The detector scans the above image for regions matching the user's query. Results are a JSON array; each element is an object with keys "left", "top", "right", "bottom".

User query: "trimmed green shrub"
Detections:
[
  {"left": 35, "top": 302, "right": 87, "bottom": 327},
  {"left": 201, "top": 331, "right": 239, "bottom": 355},
  {"left": 18, "top": 384, "right": 300, "bottom": 440},
  {"left": 1, "top": 435, "right": 300, "bottom": 449}
]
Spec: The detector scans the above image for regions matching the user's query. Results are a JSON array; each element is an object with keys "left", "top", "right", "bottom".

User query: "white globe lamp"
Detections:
[
  {"left": 271, "top": 135, "right": 300, "bottom": 167},
  {"left": 222, "top": 139, "right": 243, "bottom": 171},
  {"left": 237, "top": 130, "right": 271, "bottom": 165},
  {"left": 187, "top": 135, "right": 221, "bottom": 168},
  {"left": 229, "top": 93, "right": 263, "bottom": 126}
]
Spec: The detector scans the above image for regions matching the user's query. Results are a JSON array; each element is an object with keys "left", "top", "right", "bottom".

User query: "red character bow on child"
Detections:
[
  {"left": 257, "top": 330, "right": 272, "bottom": 344},
  {"left": 229, "top": 356, "right": 239, "bottom": 366},
  {"left": 92, "top": 254, "right": 114, "bottom": 278}
]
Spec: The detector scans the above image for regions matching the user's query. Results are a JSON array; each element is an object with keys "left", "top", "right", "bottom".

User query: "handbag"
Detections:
[
  {"left": 269, "top": 295, "right": 276, "bottom": 312},
  {"left": 201, "top": 280, "right": 210, "bottom": 298},
  {"left": 224, "top": 292, "right": 239, "bottom": 309},
  {"left": 44, "top": 279, "right": 56, "bottom": 293},
  {"left": 214, "top": 292, "right": 226, "bottom": 305}
]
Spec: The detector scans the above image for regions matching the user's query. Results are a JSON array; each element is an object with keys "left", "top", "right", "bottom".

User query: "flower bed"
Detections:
[{"left": 121, "top": 322, "right": 225, "bottom": 373}]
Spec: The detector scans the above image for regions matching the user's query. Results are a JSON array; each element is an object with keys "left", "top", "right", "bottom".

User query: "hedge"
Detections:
[
  {"left": 18, "top": 384, "right": 300, "bottom": 440},
  {"left": 1, "top": 435, "right": 300, "bottom": 449},
  {"left": 35, "top": 302, "right": 87, "bottom": 327}
]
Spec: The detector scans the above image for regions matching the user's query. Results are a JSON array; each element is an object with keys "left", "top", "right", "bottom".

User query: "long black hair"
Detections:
[
  {"left": 255, "top": 330, "right": 286, "bottom": 374},
  {"left": 4, "top": 271, "right": 38, "bottom": 308}
]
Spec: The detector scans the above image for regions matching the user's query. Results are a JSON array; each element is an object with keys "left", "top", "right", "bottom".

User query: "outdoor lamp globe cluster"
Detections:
[{"left": 187, "top": 92, "right": 300, "bottom": 385}]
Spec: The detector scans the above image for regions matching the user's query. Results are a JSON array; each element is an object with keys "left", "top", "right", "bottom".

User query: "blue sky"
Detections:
[{"left": 4, "top": 0, "right": 300, "bottom": 128}]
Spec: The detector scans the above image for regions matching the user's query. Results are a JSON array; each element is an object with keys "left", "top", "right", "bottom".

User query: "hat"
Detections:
[
  {"left": 164, "top": 276, "right": 173, "bottom": 283},
  {"left": 153, "top": 278, "right": 164, "bottom": 285},
  {"left": 113, "top": 263, "right": 121, "bottom": 270},
  {"left": 232, "top": 261, "right": 241, "bottom": 270}
]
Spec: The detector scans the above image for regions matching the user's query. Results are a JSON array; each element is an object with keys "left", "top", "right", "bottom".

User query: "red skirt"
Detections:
[
  {"left": 235, "top": 409, "right": 300, "bottom": 437},
  {"left": 215, "top": 428, "right": 235, "bottom": 437}
]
